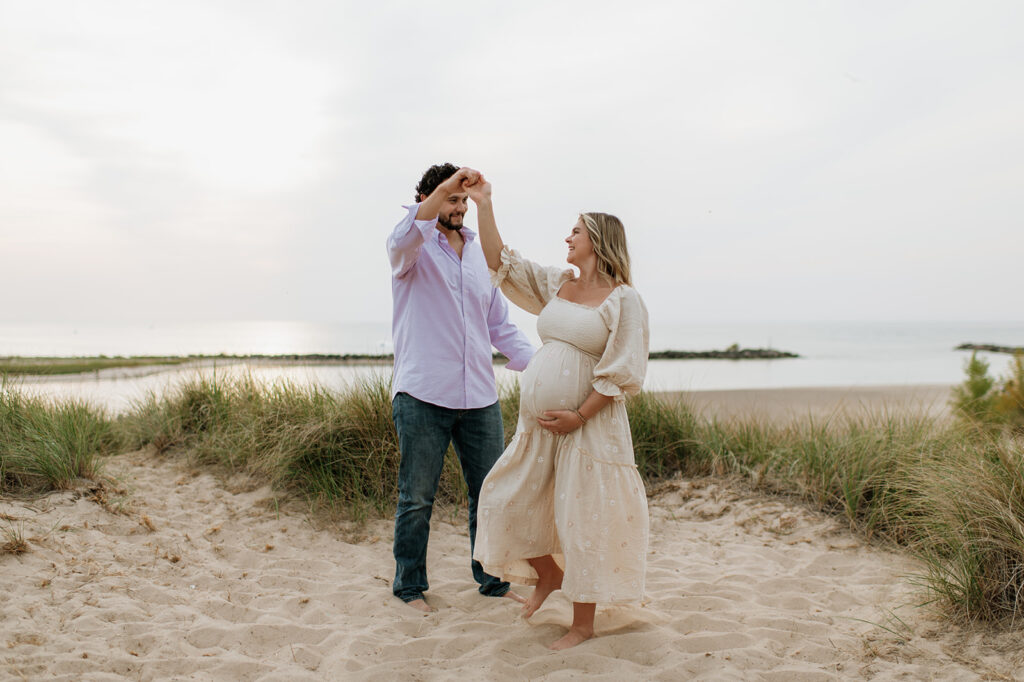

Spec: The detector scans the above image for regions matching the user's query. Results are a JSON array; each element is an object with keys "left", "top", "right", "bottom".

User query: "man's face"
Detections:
[{"left": 437, "top": 192, "right": 469, "bottom": 230}]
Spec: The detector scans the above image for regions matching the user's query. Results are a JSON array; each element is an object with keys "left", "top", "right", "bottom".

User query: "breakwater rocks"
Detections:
[
  {"left": 648, "top": 348, "right": 799, "bottom": 360},
  {"left": 956, "top": 343, "right": 1024, "bottom": 355}
]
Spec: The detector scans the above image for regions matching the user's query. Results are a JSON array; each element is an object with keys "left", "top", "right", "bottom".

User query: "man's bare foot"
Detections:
[
  {"left": 404, "top": 598, "right": 434, "bottom": 613},
  {"left": 549, "top": 626, "right": 594, "bottom": 650},
  {"left": 503, "top": 590, "right": 527, "bottom": 604},
  {"left": 521, "top": 569, "right": 563, "bottom": 619}
]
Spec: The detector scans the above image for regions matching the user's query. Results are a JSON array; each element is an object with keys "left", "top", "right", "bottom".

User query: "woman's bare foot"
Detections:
[
  {"left": 504, "top": 591, "right": 527, "bottom": 604},
  {"left": 548, "top": 601, "right": 596, "bottom": 649},
  {"left": 549, "top": 625, "right": 594, "bottom": 650},
  {"left": 405, "top": 598, "right": 434, "bottom": 613},
  {"left": 521, "top": 570, "right": 563, "bottom": 618},
  {"left": 522, "top": 555, "right": 564, "bottom": 618}
]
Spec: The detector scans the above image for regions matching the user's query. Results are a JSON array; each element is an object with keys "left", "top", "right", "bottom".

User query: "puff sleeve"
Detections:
[
  {"left": 490, "top": 245, "right": 574, "bottom": 315},
  {"left": 592, "top": 287, "right": 650, "bottom": 400}
]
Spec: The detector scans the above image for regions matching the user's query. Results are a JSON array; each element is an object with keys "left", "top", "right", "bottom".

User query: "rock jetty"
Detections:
[
  {"left": 955, "top": 343, "right": 1024, "bottom": 355},
  {"left": 647, "top": 348, "right": 799, "bottom": 360}
]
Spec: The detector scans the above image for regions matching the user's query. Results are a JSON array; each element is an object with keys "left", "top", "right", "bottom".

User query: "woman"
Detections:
[{"left": 465, "top": 175, "right": 650, "bottom": 651}]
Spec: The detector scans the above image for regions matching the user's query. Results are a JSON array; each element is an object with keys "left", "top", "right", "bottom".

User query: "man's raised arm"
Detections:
[
  {"left": 416, "top": 167, "right": 478, "bottom": 221},
  {"left": 387, "top": 167, "right": 480, "bottom": 278}
]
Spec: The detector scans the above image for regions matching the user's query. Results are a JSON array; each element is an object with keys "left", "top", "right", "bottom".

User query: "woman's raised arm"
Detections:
[{"left": 466, "top": 178, "right": 504, "bottom": 271}]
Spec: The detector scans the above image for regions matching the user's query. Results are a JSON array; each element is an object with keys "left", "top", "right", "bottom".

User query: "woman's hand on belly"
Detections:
[{"left": 537, "top": 410, "right": 585, "bottom": 436}]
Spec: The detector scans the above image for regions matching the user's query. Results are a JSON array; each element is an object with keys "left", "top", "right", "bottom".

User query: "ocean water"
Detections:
[
  {"left": 2, "top": 320, "right": 1023, "bottom": 410},
  {"left": 645, "top": 320, "right": 1024, "bottom": 392}
]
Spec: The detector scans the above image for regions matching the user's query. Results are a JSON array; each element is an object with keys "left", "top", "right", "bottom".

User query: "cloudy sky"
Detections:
[{"left": 2, "top": 0, "right": 1022, "bottom": 331}]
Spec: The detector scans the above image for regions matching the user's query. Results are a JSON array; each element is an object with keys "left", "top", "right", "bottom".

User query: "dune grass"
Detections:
[
  {"left": 117, "top": 372, "right": 507, "bottom": 518},
  {"left": 0, "top": 383, "right": 120, "bottom": 492},
  {"left": 630, "top": 397, "right": 938, "bottom": 534},
  {"left": 2, "top": 371, "right": 1024, "bottom": 625},
  {"left": 903, "top": 432, "right": 1024, "bottom": 623}
]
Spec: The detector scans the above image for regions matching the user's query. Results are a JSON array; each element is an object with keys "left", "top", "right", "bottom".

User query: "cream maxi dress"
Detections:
[{"left": 474, "top": 246, "right": 650, "bottom": 604}]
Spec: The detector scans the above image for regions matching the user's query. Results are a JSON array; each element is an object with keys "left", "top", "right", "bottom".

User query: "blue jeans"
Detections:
[{"left": 391, "top": 392, "right": 510, "bottom": 602}]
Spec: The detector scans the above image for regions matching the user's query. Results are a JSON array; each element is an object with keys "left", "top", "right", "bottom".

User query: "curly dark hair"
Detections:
[{"left": 414, "top": 163, "right": 460, "bottom": 201}]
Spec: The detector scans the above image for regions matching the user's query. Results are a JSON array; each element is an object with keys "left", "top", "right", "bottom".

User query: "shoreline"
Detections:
[
  {"left": 654, "top": 384, "right": 954, "bottom": 421},
  {"left": 0, "top": 347, "right": 801, "bottom": 377},
  {"left": 3, "top": 359, "right": 954, "bottom": 422}
]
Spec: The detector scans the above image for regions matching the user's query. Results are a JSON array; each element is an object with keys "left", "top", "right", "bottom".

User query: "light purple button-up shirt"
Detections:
[{"left": 387, "top": 203, "right": 535, "bottom": 409}]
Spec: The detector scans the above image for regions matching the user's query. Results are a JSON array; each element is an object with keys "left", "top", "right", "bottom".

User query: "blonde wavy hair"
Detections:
[{"left": 580, "top": 212, "right": 632, "bottom": 286}]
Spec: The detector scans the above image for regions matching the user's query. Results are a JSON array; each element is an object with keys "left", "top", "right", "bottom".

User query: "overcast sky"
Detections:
[{"left": 2, "top": 0, "right": 1022, "bottom": 330}]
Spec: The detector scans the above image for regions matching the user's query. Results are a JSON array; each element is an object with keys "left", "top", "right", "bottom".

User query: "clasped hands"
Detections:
[{"left": 441, "top": 167, "right": 491, "bottom": 202}]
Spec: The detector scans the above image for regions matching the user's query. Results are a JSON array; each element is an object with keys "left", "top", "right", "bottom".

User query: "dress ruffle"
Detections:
[{"left": 489, "top": 245, "right": 515, "bottom": 288}]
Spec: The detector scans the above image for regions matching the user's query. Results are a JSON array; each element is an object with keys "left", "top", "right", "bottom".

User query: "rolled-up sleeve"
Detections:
[
  {"left": 593, "top": 287, "right": 650, "bottom": 400},
  {"left": 387, "top": 203, "right": 439, "bottom": 278}
]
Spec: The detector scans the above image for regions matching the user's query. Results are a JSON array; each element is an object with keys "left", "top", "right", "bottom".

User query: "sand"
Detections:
[
  {"left": 661, "top": 384, "right": 954, "bottom": 422},
  {"left": 4, "top": 441, "right": 1024, "bottom": 681}
]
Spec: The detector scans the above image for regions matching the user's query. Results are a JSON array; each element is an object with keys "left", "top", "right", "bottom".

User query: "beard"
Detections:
[{"left": 438, "top": 212, "right": 464, "bottom": 231}]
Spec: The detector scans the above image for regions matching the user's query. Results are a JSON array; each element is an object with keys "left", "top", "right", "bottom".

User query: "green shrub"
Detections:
[
  {"left": 951, "top": 351, "right": 1024, "bottom": 431},
  {"left": 951, "top": 351, "right": 998, "bottom": 423},
  {"left": 993, "top": 354, "right": 1024, "bottom": 430}
]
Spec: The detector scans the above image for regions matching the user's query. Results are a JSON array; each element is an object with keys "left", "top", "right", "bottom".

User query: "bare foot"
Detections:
[
  {"left": 549, "top": 626, "right": 594, "bottom": 650},
  {"left": 404, "top": 598, "right": 434, "bottom": 613},
  {"left": 503, "top": 591, "right": 527, "bottom": 604},
  {"left": 521, "top": 569, "right": 563, "bottom": 619}
]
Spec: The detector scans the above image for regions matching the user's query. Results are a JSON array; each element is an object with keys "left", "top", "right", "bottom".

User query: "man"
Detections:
[{"left": 387, "top": 163, "right": 535, "bottom": 612}]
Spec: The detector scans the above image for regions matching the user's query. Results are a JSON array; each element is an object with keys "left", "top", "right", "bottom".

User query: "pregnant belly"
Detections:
[{"left": 519, "top": 342, "right": 595, "bottom": 421}]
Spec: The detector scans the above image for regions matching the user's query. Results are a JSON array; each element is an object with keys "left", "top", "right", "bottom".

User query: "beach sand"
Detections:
[
  {"left": 662, "top": 384, "right": 953, "bottom": 422},
  {"left": 3, "top": 385, "right": 1022, "bottom": 680}
]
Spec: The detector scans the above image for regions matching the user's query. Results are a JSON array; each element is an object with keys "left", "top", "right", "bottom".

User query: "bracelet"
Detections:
[{"left": 573, "top": 409, "right": 588, "bottom": 426}]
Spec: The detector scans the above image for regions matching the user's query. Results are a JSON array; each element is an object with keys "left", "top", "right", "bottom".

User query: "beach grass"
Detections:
[
  {"left": 117, "top": 373, "right": 492, "bottom": 518},
  {"left": 0, "top": 383, "right": 120, "bottom": 491},
  {"left": 1, "top": 521, "right": 29, "bottom": 555},
  {"left": 902, "top": 432, "right": 1024, "bottom": 623},
  {"left": 3, "top": 372, "right": 1024, "bottom": 624}
]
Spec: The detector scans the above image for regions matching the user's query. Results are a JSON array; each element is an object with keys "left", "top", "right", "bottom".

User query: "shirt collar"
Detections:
[{"left": 436, "top": 226, "right": 476, "bottom": 243}]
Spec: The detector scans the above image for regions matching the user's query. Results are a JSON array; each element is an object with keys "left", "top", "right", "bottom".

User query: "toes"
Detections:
[
  {"left": 405, "top": 598, "right": 434, "bottom": 613},
  {"left": 504, "top": 591, "right": 527, "bottom": 604},
  {"left": 549, "top": 632, "right": 590, "bottom": 651}
]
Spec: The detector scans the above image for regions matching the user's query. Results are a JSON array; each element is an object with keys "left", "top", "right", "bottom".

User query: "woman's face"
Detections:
[{"left": 565, "top": 218, "right": 594, "bottom": 266}]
